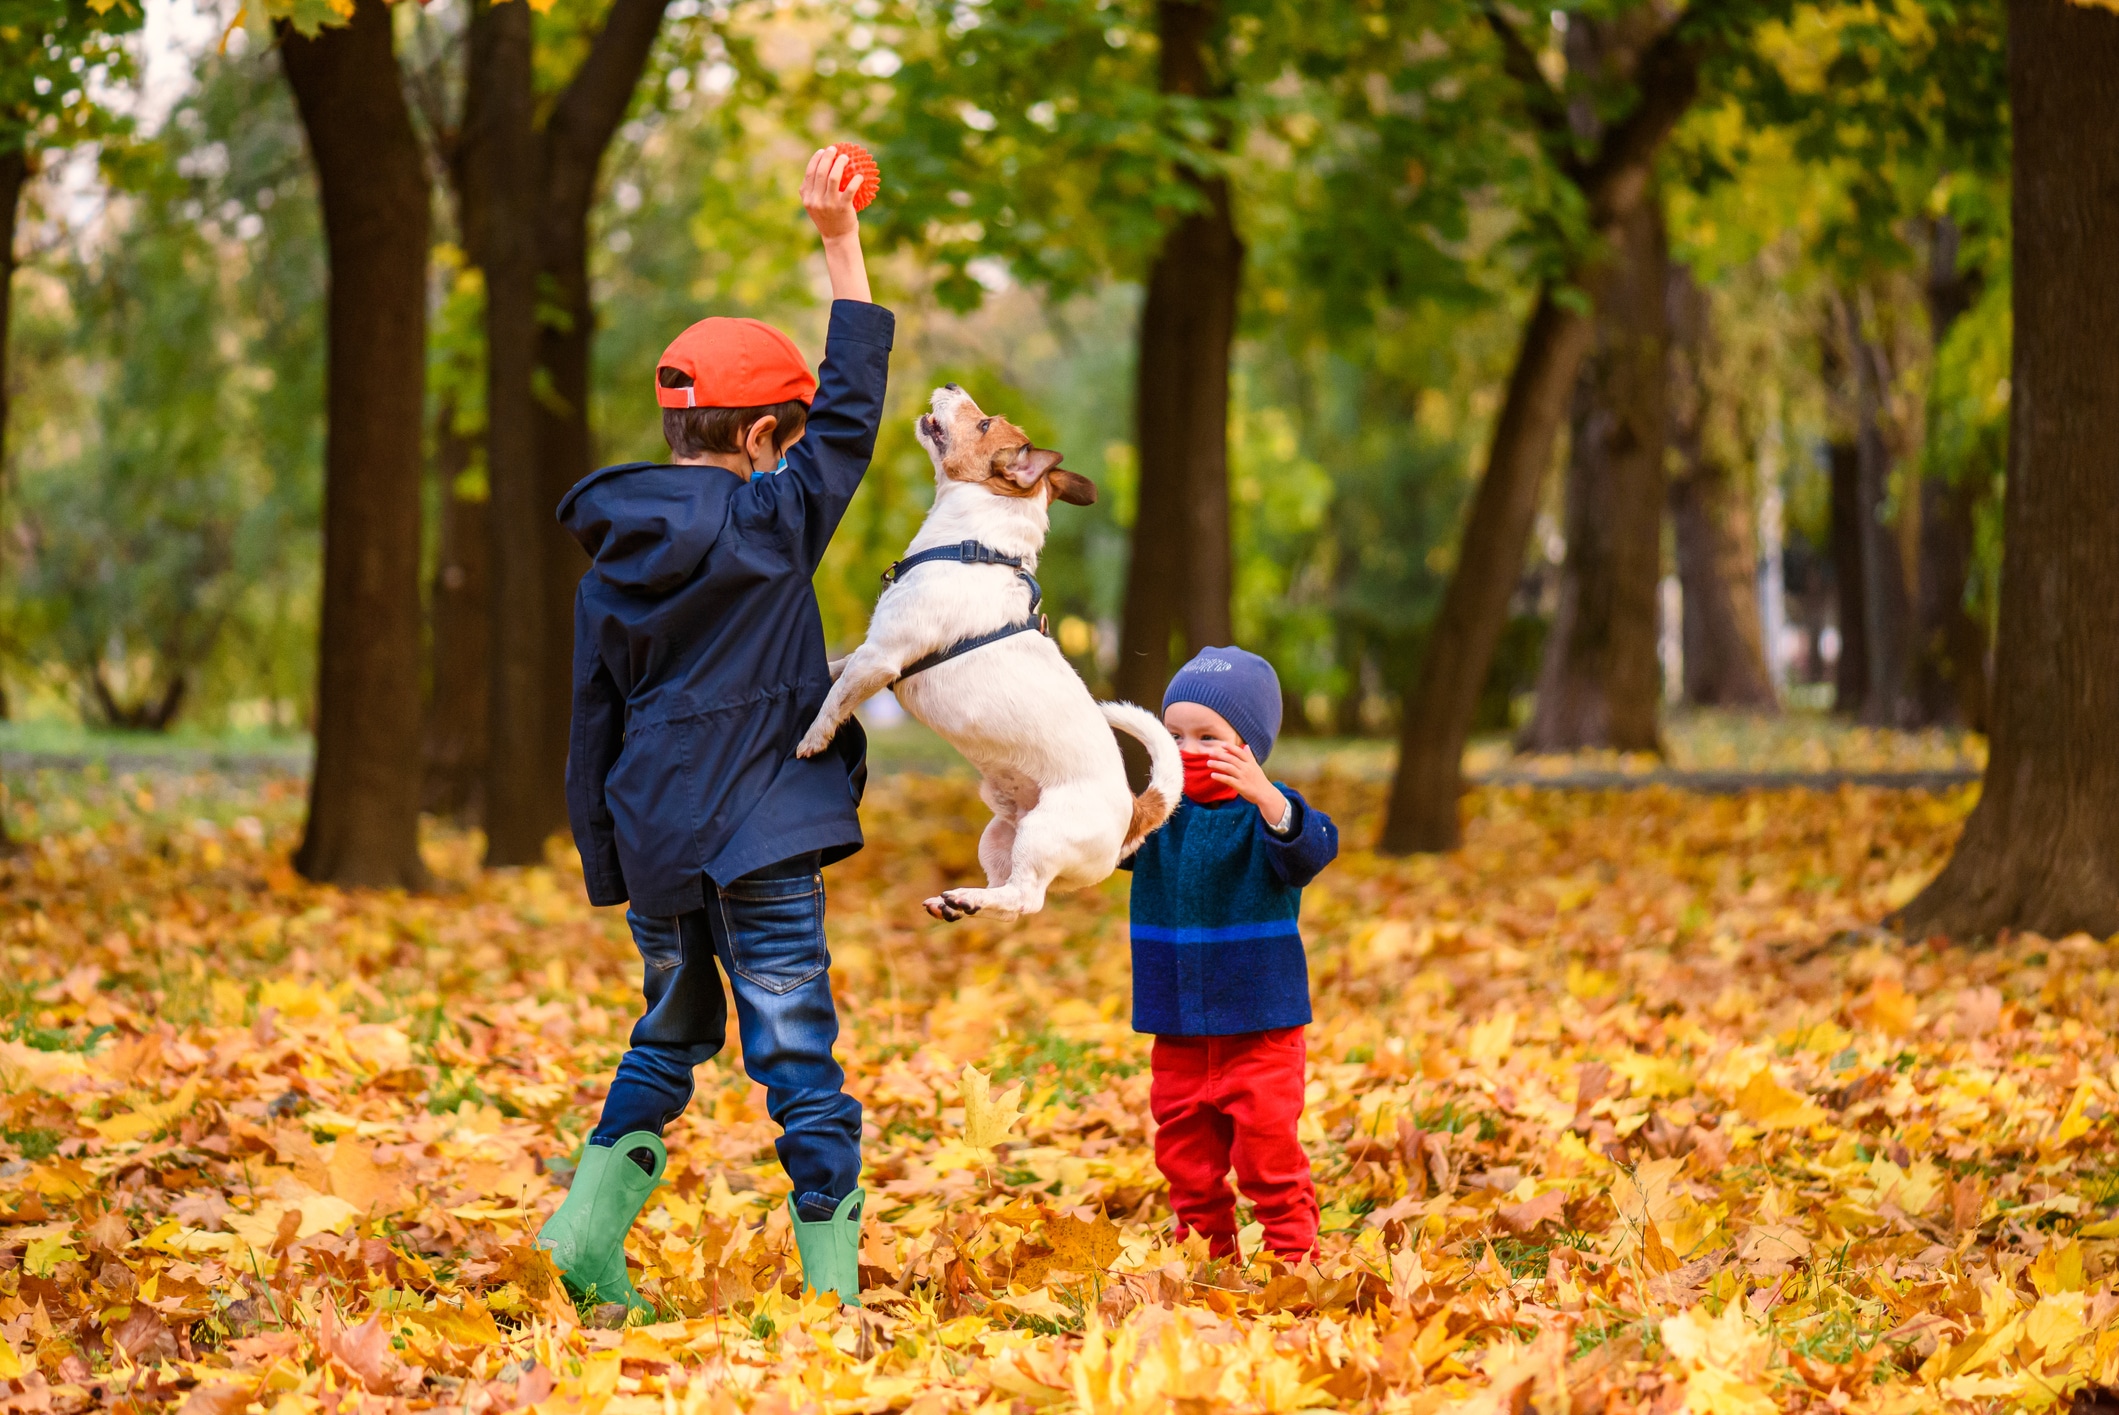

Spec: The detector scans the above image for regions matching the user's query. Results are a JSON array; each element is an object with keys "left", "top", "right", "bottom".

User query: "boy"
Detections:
[
  {"left": 1128, "top": 647, "right": 1340, "bottom": 1262},
  {"left": 540, "top": 148, "right": 888, "bottom": 1310}
]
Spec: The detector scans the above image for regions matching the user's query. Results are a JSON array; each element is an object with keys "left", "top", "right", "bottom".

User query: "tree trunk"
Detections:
[
  {"left": 1912, "top": 217, "right": 1990, "bottom": 731},
  {"left": 462, "top": 0, "right": 553, "bottom": 867},
  {"left": 1827, "top": 439, "right": 1869, "bottom": 715},
  {"left": 1382, "top": 290, "right": 1597, "bottom": 847},
  {"left": 1665, "top": 262, "right": 1776, "bottom": 709},
  {"left": 1912, "top": 472, "right": 1988, "bottom": 731},
  {"left": 0, "top": 142, "right": 23, "bottom": 850},
  {"left": 1380, "top": 12, "right": 1707, "bottom": 851},
  {"left": 1517, "top": 195, "right": 1669, "bottom": 753},
  {"left": 1841, "top": 297, "right": 1917, "bottom": 727},
  {"left": 281, "top": 0, "right": 432, "bottom": 889},
  {"left": 1896, "top": 0, "right": 2119, "bottom": 940},
  {"left": 1114, "top": 0, "right": 1240, "bottom": 707},
  {"left": 533, "top": 0, "right": 670, "bottom": 836},
  {"left": 422, "top": 403, "right": 488, "bottom": 818}
]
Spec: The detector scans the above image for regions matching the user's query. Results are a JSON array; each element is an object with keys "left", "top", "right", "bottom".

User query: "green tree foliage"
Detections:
[{"left": 9, "top": 51, "right": 322, "bottom": 729}]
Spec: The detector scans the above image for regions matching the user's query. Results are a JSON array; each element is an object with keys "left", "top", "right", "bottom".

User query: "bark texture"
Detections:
[
  {"left": 450, "top": 0, "right": 667, "bottom": 864},
  {"left": 1896, "top": 0, "right": 2119, "bottom": 940},
  {"left": 281, "top": 0, "right": 432, "bottom": 889},
  {"left": 1827, "top": 440, "right": 1868, "bottom": 715},
  {"left": 1913, "top": 473, "right": 1988, "bottom": 731},
  {"left": 1517, "top": 194, "right": 1669, "bottom": 753},
  {"left": 422, "top": 407, "right": 488, "bottom": 818},
  {"left": 1381, "top": 5, "right": 1708, "bottom": 852},
  {"left": 1912, "top": 218, "right": 1990, "bottom": 731},
  {"left": 1114, "top": 0, "right": 1241, "bottom": 708},
  {"left": 1840, "top": 296, "right": 1918, "bottom": 728},
  {"left": 1665, "top": 264, "right": 1775, "bottom": 709},
  {"left": 463, "top": 0, "right": 553, "bottom": 866},
  {"left": 0, "top": 141, "right": 25, "bottom": 841},
  {"left": 532, "top": 0, "right": 670, "bottom": 830}
]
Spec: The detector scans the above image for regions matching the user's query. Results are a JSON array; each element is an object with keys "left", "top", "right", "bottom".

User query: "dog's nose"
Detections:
[{"left": 943, "top": 382, "right": 960, "bottom": 392}]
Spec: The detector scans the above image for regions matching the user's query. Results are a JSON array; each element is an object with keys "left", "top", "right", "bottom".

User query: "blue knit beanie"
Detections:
[{"left": 1162, "top": 646, "right": 1283, "bottom": 763}]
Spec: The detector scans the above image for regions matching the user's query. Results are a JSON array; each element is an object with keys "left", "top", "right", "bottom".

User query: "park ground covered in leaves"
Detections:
[{"left": 3, "top": 752, "right": 2118, "bottom": 1414}]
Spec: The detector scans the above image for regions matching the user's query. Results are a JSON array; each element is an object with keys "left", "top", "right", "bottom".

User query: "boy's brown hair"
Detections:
[{"left": 658, "top": 368, "right": 809, "bottom": 460}]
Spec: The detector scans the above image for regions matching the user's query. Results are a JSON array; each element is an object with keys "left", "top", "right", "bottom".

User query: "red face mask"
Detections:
[{"left": 1181, "top": 751, "right": 1240, "bottom": 805}]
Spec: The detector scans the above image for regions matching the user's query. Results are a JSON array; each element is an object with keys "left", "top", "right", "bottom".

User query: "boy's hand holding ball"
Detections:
[{"left": 802, "top": 143, "right": 879, "bottom": 304}]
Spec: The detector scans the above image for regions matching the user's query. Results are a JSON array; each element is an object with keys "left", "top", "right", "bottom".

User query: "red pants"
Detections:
[{"left": 1150, "top": 1026, "right": 1318, "bottom": 1261}]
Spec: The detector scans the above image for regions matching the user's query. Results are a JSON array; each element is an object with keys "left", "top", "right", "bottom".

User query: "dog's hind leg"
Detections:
[
  {"left": 926, "top": 787, "right": 1097, "bottom": 923},
  {"left": 795, "top": 643, "right": 902, "bottom": 759},
  {"left": 975, "top": 779, "right": 1034, "bottom": 888}
]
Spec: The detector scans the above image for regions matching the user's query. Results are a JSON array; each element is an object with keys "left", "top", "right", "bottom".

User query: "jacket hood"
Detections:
[{"left": 557, "top": 462, "right": 734, "bottom": 597}]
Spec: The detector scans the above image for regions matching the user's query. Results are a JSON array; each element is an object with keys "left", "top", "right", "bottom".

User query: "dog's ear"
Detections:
[
  {"left": 1047, "top": 469, "right": 1097, "bottom": 506},
  {"left": 1007, "top": 445, "right": 1065, "bottom": 488}
]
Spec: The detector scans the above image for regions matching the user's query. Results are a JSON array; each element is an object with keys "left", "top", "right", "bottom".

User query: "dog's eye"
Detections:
[{"left": 978, "top": 418, "right": 991, "bottom": 433}]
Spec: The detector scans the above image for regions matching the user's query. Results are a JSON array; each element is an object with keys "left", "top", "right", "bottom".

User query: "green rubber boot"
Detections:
[
  {"left": 537, "top": 1132, "right": 666, "bottom": 1315},
  {"left": 789, "top": 1190, "right": 864, "bottom": 1305}
]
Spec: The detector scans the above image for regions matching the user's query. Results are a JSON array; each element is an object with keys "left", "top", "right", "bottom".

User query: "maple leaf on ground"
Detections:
[
  {"left": 176, "top": 1383, "right": 256, "bottom": 1415},
  {"left": 1733, "top": 1067, "right": 1825, "bottom": 1130},
  {"left": 1497, "top": 1189, "right": 1565, "bottom": 1234},
  {"left": 327, "top": 1140, "right": 408, "bottom": 1215},
  {"left": 109, "top": 1308, "right": 179, "bottom": 1365},
  {"left": 959, "top": 1064, "right": 1025, "bottom": 1151},
  {"left": 319, "top": 1299, "right": 398, "bottom": 1394}
]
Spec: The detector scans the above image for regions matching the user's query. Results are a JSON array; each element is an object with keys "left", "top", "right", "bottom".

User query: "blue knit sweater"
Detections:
[{"left": 1124, "top": 786, "right": 1339, "bottom": 1036}]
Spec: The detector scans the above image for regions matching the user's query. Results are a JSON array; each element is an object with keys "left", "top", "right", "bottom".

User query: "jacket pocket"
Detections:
[{"left": 716, "top": 871, "right": 826, "bottom": 995}]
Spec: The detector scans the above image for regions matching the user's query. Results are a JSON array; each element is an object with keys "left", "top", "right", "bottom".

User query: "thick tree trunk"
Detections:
[
  {"left": 281, "top": 0, "right": 432, "bottom": 889},
  {"left": 463, "top": 0, "right": 554, "bottom": 867},
  {"left": 1827, "top": 440, "right": 1869, "bottom": 715},
  {"left": 0, "top": 142, "right": 24, "bottom": 844},
  {"left": 1382, "top": 291, "right": 1597, "bottom": 847},
  {"left": 1380, "top": 12, "right": 1706, "bottom": 851},
  {"left": 1841, "top": 298, "right": 1917, "bottom": 727},
  {"left": 1912, "top": 217, "right": 1990, "bottom": 731},
  {"left": 1114, "top": 0, "right": 1240, "bottom": 707},
  {"left": 1665, "top": 264, "right": 1776, "bottom": 709},
  {"left": 1896, "top": 0, "right": 2119, "bottom": 940},
  {"left": 1517, "top": 195, "right": 1669, "bottom": 753},
  {"left": 533, "top": 0, "right": 670, "bottom": 833},
  {"left": 423, "top": 405, "right": 488, "bottom": 818}
]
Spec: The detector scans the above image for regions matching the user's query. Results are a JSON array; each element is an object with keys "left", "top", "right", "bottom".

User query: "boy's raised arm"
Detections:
[
  {"left": 774, "top": 146, "right": 894, "bottom": 569},
  {"left": 802, "top": 147, "right": 872, "bottom": 306}
]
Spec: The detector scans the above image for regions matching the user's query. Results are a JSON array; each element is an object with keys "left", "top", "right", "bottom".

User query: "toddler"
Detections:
[{"left": 1128, "top": 646, "right": 1339, "bottom": 1261}]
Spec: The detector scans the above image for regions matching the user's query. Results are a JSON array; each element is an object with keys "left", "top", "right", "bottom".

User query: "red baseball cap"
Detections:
[{"left": 655, "top": 317, "right": 817, "bottom": 409}]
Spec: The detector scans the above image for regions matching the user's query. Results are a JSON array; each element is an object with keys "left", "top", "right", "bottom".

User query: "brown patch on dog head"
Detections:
[
  {"left": 1046, "top": 468, "right": 1097, "bottom": 506},
  {"left": 928, "top": 388, "right": 1081, "bottom": 503}
]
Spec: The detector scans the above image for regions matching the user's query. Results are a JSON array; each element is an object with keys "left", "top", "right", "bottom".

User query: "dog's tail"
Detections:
[{"left": 1101, "top": 701, "right": 1182, "bottom": 858}]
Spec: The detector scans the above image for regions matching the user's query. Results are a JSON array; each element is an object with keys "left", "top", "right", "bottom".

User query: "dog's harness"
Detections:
[{"left": 883, "top": 540, "right": 1049, "bottom": 682}]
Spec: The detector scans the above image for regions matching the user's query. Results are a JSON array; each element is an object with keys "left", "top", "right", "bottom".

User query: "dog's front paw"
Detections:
[
  {"left": 922, "top": 891, "right": 983, "bottom": 923},
  {"left": 795, "top": 723, "right": 837, "bottom": 759}
]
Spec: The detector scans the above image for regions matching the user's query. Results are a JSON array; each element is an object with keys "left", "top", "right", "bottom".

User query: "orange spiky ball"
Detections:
[{"left": 831, "top": 142, "right": 882, "bottom": 212}]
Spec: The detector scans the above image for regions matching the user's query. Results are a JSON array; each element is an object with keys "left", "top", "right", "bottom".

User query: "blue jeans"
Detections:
[{"left": 590, "top": 852, "right": 861, "bottom": 1216}]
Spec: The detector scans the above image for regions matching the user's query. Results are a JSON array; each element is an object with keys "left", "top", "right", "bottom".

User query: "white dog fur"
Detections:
[{"left": 795, "top": 385, "right": 1181, "bottom": 922}]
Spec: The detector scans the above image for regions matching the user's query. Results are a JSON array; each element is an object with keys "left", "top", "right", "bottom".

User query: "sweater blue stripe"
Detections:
[{"left": 1131, "top": 919, "right": 1300, "bottom": 944}]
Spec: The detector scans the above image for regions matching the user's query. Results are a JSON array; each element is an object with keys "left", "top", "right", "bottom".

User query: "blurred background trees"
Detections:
[{"left": 2, "top": 0, "right": 2114, "bottom": 932}]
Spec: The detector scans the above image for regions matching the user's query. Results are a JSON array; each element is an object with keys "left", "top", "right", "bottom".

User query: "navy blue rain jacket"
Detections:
[{"left": 557, "top": 300, "right": 895, "bottom": 916}]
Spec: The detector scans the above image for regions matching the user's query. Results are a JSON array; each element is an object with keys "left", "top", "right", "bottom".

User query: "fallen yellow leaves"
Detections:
[{"left": 3, "top": 767, "right": 2119, "bottom": 1413}]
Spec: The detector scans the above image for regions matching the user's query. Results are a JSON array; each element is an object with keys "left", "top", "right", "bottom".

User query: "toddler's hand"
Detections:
[
  {"left": 802, "top": 147, "right": 860, "bottom": 241},
  {"left": 1201, "top": 741, "right": 1290, "bottom": 825}
]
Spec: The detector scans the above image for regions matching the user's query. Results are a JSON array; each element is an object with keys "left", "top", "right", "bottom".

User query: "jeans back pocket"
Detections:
[{"left": 716, "top": 872, "right": 827, "bottom": 995}]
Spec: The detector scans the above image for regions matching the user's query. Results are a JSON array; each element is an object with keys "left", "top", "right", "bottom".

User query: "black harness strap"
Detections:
[{"left": 882, "top": 539, "right": 1048, "bottom": 682}]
